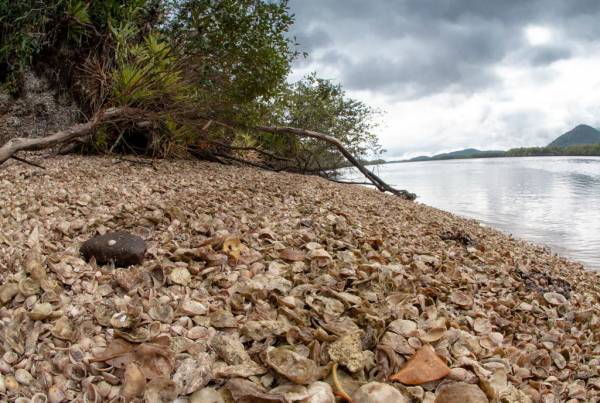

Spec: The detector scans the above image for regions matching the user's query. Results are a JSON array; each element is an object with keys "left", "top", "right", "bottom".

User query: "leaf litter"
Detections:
[{"left": 0, "top": 155, "right": 599, "bottom": 401}]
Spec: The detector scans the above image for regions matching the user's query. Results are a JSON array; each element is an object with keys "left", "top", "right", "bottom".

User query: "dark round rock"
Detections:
[{"left": 80, "top": 231, "right": 146, "bottom": 267}]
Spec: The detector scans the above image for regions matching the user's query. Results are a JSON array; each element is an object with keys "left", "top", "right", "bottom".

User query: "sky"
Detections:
[{"left": 287, "top": 0, "right": 600, "bottom": 159}]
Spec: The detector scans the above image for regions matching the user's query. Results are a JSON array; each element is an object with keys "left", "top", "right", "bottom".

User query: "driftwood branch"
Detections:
[
  {"left": 0, "top": 107, "right": 128, "bottom": 166},
  {"left": 328, "top": 179, "right": 375, "bottom": 186},
  {"left": 10, "top": 156, "right": 46, "bottom": 169},
  {"left": 255, "top": 126, "right": 416, "bottom": 200}
]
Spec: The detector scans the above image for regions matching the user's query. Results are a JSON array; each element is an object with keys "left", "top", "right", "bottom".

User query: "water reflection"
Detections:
[{"left": 346, "top": 157, "right": 600, "bottom": 269}]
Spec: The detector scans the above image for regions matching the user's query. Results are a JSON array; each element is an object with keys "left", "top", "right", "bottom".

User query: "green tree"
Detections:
[
  {"left": 170, "top": 0, "right": 299, "bottom": 111},
  {"left": 265, "top": 73, "right": 384, "bottom": 169},
  {"left": 0, "top": 1, "right": 384, "bottom": 173}
]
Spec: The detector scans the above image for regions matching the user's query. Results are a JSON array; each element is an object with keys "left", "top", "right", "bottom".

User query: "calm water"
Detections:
[{"left": 349, "top": 157, "right": 600, "bottom": 269}]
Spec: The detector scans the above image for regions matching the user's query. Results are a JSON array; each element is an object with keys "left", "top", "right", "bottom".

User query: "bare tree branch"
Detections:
[
  {"left": 0, "top": 107, "right": 129, "bottom": 166},
  {"left": 10, "top": 156, "right": 46, "bottom": 169},
  {"left": 255, "top": 125, "right": 416, "bottom": 200}
]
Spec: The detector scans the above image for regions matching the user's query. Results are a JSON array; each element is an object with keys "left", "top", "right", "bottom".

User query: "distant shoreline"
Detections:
[
  {"left": 370, "top": 144, "right": 600, "bottom": 165},
  {"left": 385, "top": 154, "right": 600, "bottom": 165}
]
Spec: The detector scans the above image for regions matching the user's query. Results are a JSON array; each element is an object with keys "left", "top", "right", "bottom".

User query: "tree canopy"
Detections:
[{"left": 0, "top": 0, "right": 386, "bottom": 174}]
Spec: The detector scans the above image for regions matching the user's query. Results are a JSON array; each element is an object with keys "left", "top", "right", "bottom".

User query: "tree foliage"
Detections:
[{"left": 0, "top": 0, "right": 384, "bottom": 170}]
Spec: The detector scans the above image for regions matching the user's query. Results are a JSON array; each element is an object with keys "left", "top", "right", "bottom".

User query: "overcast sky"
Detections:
[{"left": 287, "top": 0, "right": 600, "bottom": 159}]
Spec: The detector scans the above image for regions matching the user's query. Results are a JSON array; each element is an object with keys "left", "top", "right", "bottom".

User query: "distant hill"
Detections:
[
  {"left": 386, "top": 124, "right": 600, "bottom": 164},
  {"left": 407, "top": 148, "right": 504, "bottom": 162},
  {"left": 548, "top": 124, "right": 600, "bottom": 147}
]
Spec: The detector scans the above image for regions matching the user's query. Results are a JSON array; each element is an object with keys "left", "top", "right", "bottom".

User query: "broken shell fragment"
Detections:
[
  {"left": 148, "top": 302, "right": 174, "bottom": 323},
  {"left": 352, "top": 382, "right": 408, "bottom": 403},
  {"left": 266, "top": 347, "right": 321, "bottom": 384},
  {"left": 328, "top": 332, "right": 368, "bottom": 373},
  {"left": 434, "top": 382, "right": 489, "bottom": 403},
  {"left": 169, "top": 267, "right": 192, "bottom": 285},
  {"left": 543, "top": 292, "right": 567, "bottom": 306},
  {"left": 449, "top": 291, "right": 473, "bottom": 307},
  {"left": 300, "top": 382, "right": 335, "bottom": 403},
  {"left": 122, "top": 362, "right": 146, "bottom": 400},
  {"left": 172, "top": 354, "right": 213, "bottom": 395},
  {"left": 388, "top": 319, "right": 417, "bottom": 337},
  {"left": 18, "top": 277, "right": 41, "bottom": 296},
  {"left": 0, "top": 283, "right": 18, "bottom": 304},
  {"left": 280, "top": 248, "right": 306, "bottom": 262},
  {"left": 190, "top": 387, "right": 224, "bottom": 403},
  {"left": 110, "top": 312, "right": 135, "bottom": 329},
  {"left": 180, "top": 299, "right": 207, "bottom": 316},
  {"left": 28, "top": 302, "right": 53, "bottom": 320},
  {"left": 143, "top": 377, "right": 177, "bottom": 403},
  {"left": 390, "top": 345, "right": 450, "bottom": 385}
]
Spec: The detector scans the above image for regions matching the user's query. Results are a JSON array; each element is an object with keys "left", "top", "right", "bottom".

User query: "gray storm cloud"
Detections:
[
  {"left": 289, "top": 0, "right": 600, "bottom": 98},
  {"left": 287, "top": 0, "right": 600, "bottom": 158}
]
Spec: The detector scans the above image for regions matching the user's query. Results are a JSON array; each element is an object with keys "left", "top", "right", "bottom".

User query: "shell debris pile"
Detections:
[{"left": 1, "top": 156, "right": 600, "bottom": 402}]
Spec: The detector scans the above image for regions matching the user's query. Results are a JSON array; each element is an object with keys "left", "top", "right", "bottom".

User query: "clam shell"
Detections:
[
  {"left": 18, "top": 277, "right": 41, "bottom": 296},
  {"left": 15, "top": 368, "right": 33, "bottom": 385},
  {"left": 543, "top": 292, "right": 567, "bottom": 306},
  {"left": 110, "top": 312, "right": 135, "bottom": 329},
  {"left": 0, "top": 283, "right": 19, "bottom": 304},
  {"left": 28, "top": 302, "right": 53, "bottom": 320},
  {"left": 148, "top": 302, "right": 174, "bottom": 323},
  {"left": 180, "top": 299, "right": 207, "bottom": 316},
  {"left": 449, "top": 291, "right": 473, "bottom": 307}
]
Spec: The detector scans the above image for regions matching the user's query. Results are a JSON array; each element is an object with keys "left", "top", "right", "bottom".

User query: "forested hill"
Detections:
[
  {"left": 389, "top": 124, "right": 600, "bottom": 163},
  {"left": 547, "top": 124, "right": 600, "bottom": 147}
]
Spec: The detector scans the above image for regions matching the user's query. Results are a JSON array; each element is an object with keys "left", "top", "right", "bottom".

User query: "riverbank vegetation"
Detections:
[{"left": 0, "top": 0, "right": 414, "bottom": 198}]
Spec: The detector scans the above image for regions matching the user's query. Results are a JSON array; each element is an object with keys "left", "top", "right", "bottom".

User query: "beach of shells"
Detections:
[{"left": 1, "top": 155, "right": 599, "bottom": 402}]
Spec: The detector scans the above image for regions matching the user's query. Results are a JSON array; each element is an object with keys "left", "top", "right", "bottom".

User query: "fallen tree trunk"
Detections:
[
  {"left": 0, "top": 107, "right": 128, "bottom": 166},
  {"left": 256, "top": 125, "right": 416, "bottom": 200},
  {"left": 0, "top": 110, "right": 416, "bottom": 200}
]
